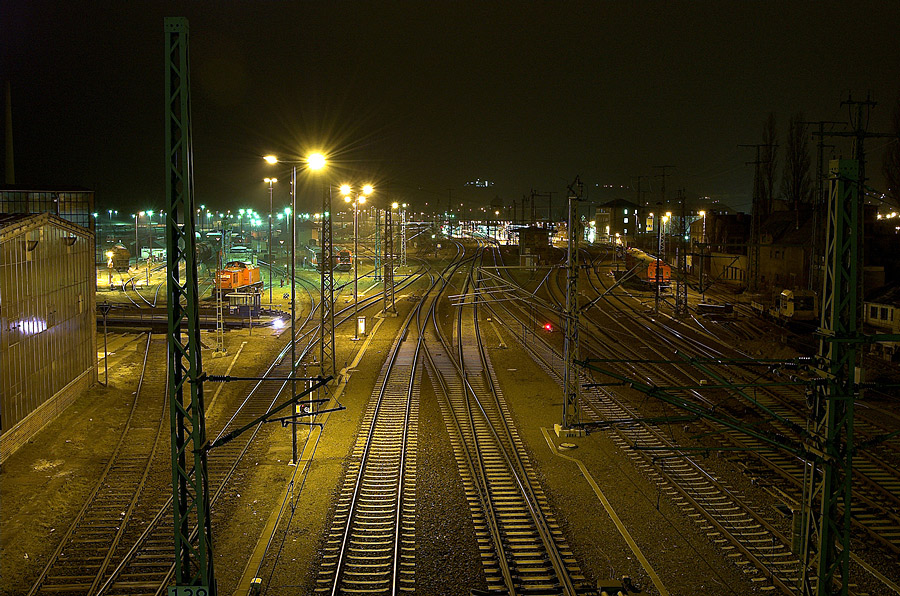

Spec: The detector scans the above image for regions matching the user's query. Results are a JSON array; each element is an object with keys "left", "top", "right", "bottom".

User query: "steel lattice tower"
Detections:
[
  {"left": 799, "top": 160, "right": 860, "bottom": 596},
  {"left": 373, "top": 208, "right": 382, "bottom": 282},
  {"left": 164, "top": 17, "right": 215, "bottom": 594},
  {"left": 562, "top": 177, "right": 583, "bottom": 430},
  {"left": 400, "top": 206, "right": 407, "bottom": 267},
  {"left": 320, "top": 185, "right": 336, "bottom": 378},
  {"left": 383, "top": 207, "right": 395, "bottom": 313},
  {"left": 674, "top": 191, "right": 688, "bottom": 316}
]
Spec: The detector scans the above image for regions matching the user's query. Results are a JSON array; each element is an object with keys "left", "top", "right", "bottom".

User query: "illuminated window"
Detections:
[{"left": 623, "top": 218, "right": 629, "bottom": 224}]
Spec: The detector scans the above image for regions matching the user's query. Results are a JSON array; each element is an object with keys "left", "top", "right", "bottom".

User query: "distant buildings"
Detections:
[
  {"left": 593, "top": 199, "right": 642, "bottom": 244},
  {"left": 0, "top": 186, "right": 95, "bottom": 232}
]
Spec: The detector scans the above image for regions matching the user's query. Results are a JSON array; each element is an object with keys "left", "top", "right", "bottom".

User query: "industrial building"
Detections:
[{"left": 0, "top": 212, "right": 96, "bottom": 463}]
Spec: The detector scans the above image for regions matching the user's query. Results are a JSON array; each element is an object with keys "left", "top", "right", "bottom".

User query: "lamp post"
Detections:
[
  {"left": 142, "top": 210, "right": 152, "bottom": 283},
  {"left": 655, "top": 211, "right": 670, "bottom": 314},
  {"left": 654, "top": 203, "right": 662, "bottom": 314},
  {"left": 133, "top": 212, "right": 141, "bottom": 268},
  {"left": 342, "top": 183, "right": 373, "bottom": 340},
  {"left": 264, "top": 178, "right": 277, "bottom": 305},
  {"left": 265, "top": 152, "right": 326, "bottom": 466},
  {"left": 106, "top": 209, "right": 117, "bottom": 251}
]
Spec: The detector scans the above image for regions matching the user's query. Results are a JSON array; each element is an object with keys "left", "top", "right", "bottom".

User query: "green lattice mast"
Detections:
[{"left": 165, "top": 17, "right": 215, "bottom": 594}]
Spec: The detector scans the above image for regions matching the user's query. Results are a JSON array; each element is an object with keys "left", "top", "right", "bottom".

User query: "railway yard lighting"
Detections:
[
  {"left": 144, "top": 210, "right": 156, "bottom": 284},
  {"left": 307, "top": 152, "right": 326, "bottom": 171},
  {"left": 342, "top": 183, "right": 373, "bottom": 340},
  {"left": 265, "top": 151, "right": 328, "bottom": 466},
  {"left": 132, "top": 213, "right": 140, "bottom": 268},
  {"left": 264, "top": 177, "right": 277, "bottom": 305}
]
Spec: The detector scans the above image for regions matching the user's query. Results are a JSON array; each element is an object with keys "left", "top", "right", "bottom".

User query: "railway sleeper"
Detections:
[{"left": 38, "top": 583, "right": 95, "bottom": 593}]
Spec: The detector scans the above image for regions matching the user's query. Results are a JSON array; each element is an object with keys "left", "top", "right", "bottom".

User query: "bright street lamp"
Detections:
[
  {"left": 341, "top": 183, "right": 373, "bottom": 340},
  {"left": 265, "top": 152, "right": 328, "bottom": 466},
  {"left": 264, "top": 178, "right": 277, "bottom": 305}
]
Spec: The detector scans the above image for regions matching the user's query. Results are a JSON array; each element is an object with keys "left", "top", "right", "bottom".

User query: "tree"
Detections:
[
  {"left": 761, "top": 112, "right": 778, "bottom": 216},
  {"left": 882, "top": 95, "right": 900, "bottom": 209},
  {"left": 781, "top": 112, "right": 813, "bottom": 211}
]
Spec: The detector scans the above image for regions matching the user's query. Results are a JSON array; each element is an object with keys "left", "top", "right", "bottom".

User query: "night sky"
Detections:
[{"left": 3, "top": 1, "right": 899, "bottom": 217}]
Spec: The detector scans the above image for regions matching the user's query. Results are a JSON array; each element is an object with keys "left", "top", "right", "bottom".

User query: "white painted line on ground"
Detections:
[
  {"left": 541, "top": 427, "right": 669, "bottom": 596},
  {"left": 207, "top": 341, "right": 247, "bottom": 410},
  {"left": 358, "top": 280, "right": 380, "bottom": 297}
]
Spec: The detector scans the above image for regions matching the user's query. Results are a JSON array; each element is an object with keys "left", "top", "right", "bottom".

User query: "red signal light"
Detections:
[{"left": 543, "top": 323, "right": 553, "bottom": 332}]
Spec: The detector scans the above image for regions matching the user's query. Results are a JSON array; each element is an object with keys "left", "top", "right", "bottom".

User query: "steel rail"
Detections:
[{"left": 27, "top": 333, "right": 166, "bottom": 596}]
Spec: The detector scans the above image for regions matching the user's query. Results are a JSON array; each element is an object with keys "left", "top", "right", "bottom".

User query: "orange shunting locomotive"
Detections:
[{"left": 216, "top": 261, "right": 262, "bottom": 292}]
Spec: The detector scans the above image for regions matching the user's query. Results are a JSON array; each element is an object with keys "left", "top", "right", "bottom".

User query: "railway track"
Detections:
[
  {"left": 314, "top": 299, "right": 422, "bottom": 594},
  {"left": 481, "top": 245, "right": 897, "bottom": 594},
  {"left": 28, "top": 334, "right": 168, "bottom": 596},
  {"left": 119, "top": 265, "right": 166, "bottom": 308},
  {"left": 423, "top": 247, "right": 588, "bottom": 595},
  {"left": 582, "top": 252, "right": 900, "bottom": 561},
  {"left": 484, "top": 259, "right": 816, "bottom": 593},
  {"left": 312, "top": 249, "right": 463, "bottom": 594},
  {"left": 89, "top": 262, "right": 428, "bottom": 595}
]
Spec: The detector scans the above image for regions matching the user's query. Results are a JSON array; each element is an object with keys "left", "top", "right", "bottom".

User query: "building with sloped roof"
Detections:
[
  {"left": 1, "top": 212, "right": 97, "bottom": 462},
  {"left": 865, "top": 283, "right": 900, "bottom": 361},
  {"left": 756, "top": 209, "right": 815, "bottom": 292},
  {"left": 593, "top": 199, "right": 642, "bottom": 244}
]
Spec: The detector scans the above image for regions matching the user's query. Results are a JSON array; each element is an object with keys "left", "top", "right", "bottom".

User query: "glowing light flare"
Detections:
[
  {"left": 264, "top": 155, "right": 278, "bottom": 164},
  {"left": 362, "top": 184, "right": 374, "bottom": 196},
  {"left": 307, "top": 153, "right": 326, "bottom": 171},
  {"left": 543, "top": 323, "right": 554, "bottom": 332}
]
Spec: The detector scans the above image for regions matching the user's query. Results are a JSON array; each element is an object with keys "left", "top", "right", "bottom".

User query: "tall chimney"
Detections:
[{"left": 5, "top": 81, "right": 14, "bottom": 184}]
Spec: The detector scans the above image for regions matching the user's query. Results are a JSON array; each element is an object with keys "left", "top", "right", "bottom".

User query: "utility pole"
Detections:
[
  {"left": 447, "top": 188, "right": 454, "bottom": 236},
  {"left": 653, "top": 165, "right": 675, "bottom": 208},
  {"left": 800, "top": 95, "right": 896, "bottom": 596},
  {"left": 800, "top": 160, "right": 860, "bottom": 596},
  {"left": 320, "top": 184, "right": 336, "bottom": 380},
  {"left": 265, "top": 178, "right": 276, "bottom": 305},
  {"left": 631, "top": 175, "right": 651, "bottom": 246},
  {"left": 289, "top": 167, "right": 297, "bottom": 463},
  {"left": 674, "top": 189, "right": 688, "bottom": 316},
  {"left": 560, "top": 176, "right": 585, "bottom": 435},
  {"left": 654, "top": 203, "right": 665, "bottom": 315},
  {"left": 530, "top": 189, "right": 537, "bottom": 225},
  {"left": 164, "top": 17, "right": 215, "bottom": 594},
  {"left": 383, "top": 205, "right": 396, "bottom": 314},
  {"left": 400, "top": 204, "right": 407, "bottom": 267},
  {"left": 801, "top": 120, "right": 841, "bottom": 292},
  {"left": 632, "top": 174, "right": 650, "bottom": 211},
  {"left": 373, "top": 207, "right": 382, "bottom": 282},
  {"left": 214, "top": 222, "right": 225, "bottom": 355},
  {"left": 739, "top": 144, "right": 773, "bottom": 291},
  {"left": 653, "top": 166, "right": 674, "bottom": 284}
]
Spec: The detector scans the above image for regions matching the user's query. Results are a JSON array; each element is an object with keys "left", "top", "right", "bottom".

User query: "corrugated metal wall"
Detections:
[{"left": 1, "top": 218, "right": 96, "bottom": 433}]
